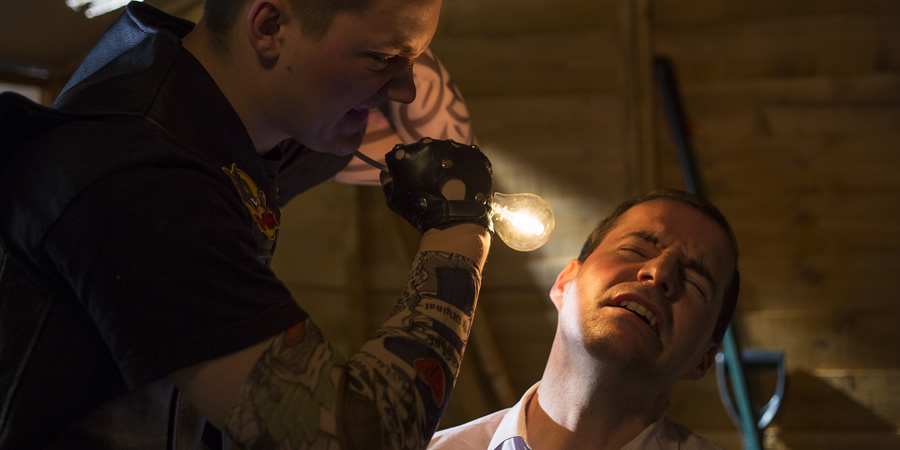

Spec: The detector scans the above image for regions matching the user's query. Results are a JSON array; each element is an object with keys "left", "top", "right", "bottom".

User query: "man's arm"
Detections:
[
  {"left": 334, "top": 48, "right": 477, "bottom": 185},
  {"left": 172, "top": 140, "right": 493, "bottom": 449},
  {"left": 169, "top": 225, "right": 490, "bottom": 449}
]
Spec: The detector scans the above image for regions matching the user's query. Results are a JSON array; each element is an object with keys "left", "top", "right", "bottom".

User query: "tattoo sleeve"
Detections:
[
  {"left": 225, "top": 251, "right": 481, "bottom": 449},
  {"left": 384, "top": 48, "right": 477, "bottom": 146}
]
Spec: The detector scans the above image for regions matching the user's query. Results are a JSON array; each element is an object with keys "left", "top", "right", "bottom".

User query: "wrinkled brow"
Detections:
[{"left": 620, "top": 231, "right": 718, "bottom": 297}]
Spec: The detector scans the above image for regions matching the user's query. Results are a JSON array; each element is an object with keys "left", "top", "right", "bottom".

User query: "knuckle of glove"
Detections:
[{"left": 383, "top": 138, "right": 493, "bottom": 233}]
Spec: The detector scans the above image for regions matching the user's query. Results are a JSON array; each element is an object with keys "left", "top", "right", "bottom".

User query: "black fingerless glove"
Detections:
[{"left": 382, "top": 138, "right": 493, "bottom": 234}]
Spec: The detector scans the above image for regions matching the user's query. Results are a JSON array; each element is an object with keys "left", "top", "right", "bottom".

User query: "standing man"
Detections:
[
  {"left": 430, "top": 190, "right": 739, "bottom": 450},
  {"left": 0, "top": 0, "right": 491, "bottom": 448}
]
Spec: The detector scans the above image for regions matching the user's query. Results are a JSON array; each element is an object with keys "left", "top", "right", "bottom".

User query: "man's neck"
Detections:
[
  {"left": 181, "top": 23, "right": 281, "bottom": 155},
  {"left": 524, "top": 353, "right": 670, "bottom": 450}
]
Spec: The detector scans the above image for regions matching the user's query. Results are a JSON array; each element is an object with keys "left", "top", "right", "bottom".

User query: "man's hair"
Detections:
[
  {"left": 203, "top": 0, "right": 371, "bottom": 45},
  {"left": 576, "top": 189, "right": 740, "bottom": 343}
]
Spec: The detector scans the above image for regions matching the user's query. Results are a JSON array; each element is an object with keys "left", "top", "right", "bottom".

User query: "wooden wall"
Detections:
[
  {"left": 271, "top": 1, "right": 900, "bottom": 448},
  {"left": 6, "top": 0, "right": 896, "bottom": 448},
  {"left": 652, "top": 1, "right": 900, "bottom": 448}
]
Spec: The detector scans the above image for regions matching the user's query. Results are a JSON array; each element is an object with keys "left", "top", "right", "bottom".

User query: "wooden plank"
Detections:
[
  {"left": 484, "top": 153, "right": 630, "bottom": 202},
  {"left": 754, "top": 371, "right": 900, "bottom": 433},
  {"left": 712, "top": 193, "right": 900, "bottom": 234},
  {"left": 620, "top": 0, "right": 660, "bottom": 194},
  {"left": 681, "top": 73, "right": 900, "bottom": 105},
  {"left": 483, "top": 341, "right": 552, "bottom": 395},
  {"left": 764, "top": 432, "right": 900, "bottom": 450},
  {"left": 735, "top": 230, "right": 900, "bottom": 257},
  {"left": 670, "top": 369, "right": 900, "bottom": 434},
  {"left": 688, "top": 134, "right": 900, "bottom": 165},
  {"left": 735, "top": 310, "right": 900, "bottom": 370},
  {"left": 436, "top": 0, "right": 618, "bottom": 37},
  {"left": 654, "top": 15, "right": 900, "bottom": 82},
  {"left": 736, "top": 254, "right": 900, "bottom": 311},
  {"left": 477, "top": 306, "right": 556, "bottom": 342},
  {"left": 478, "top": 287, "right": 557, "bottom": 313},
  {"left": 357, "top": 185, "right": 421, "bottom": 291},
  {"left": 431, "top": 30, "right": 623, "bottom": 97},
  {"left": 653, "top": 0, "right": 900, "bottom": 26},
  {"left": 813, "top": 369, "right": 900, "bottom": 426},
  {"left": 764, "top": 104, "right": 900, "bottom": 135},
  {"left": 656, "top": 102, "right": 900, "bottom": 140},
  {"left": 467, "top": 94, "right": 626, "bottom": 161},
  {"left": 271, "top": 182, "right": 359, "bottom": 286},
  {"left": 693, "top": 150, "right": 900, "bottom": 195},
  {"left": 669, "top": 370, "right": 743, "bottom": 430}
]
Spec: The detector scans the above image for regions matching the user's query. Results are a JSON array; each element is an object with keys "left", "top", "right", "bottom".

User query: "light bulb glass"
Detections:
[{"left": 491, "top": 192, "right": 555, "bottom": 252}]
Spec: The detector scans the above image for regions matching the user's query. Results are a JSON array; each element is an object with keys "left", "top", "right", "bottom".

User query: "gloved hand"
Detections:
[{"left": 382, "top": 138, "right": 493, "bottom": 234}]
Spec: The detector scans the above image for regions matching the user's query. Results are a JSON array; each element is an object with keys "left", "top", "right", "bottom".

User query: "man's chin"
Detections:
[{"left": 307, "top": 132, "right": 365, "bottom": 157}]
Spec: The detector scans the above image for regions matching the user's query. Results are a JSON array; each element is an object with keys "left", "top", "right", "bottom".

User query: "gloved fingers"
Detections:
[
  {"left": 381, "top": 138, "right": 493, "bottom": 233},
  {"left": 379, "top": 169, "right": 393, "bottom": 188}
]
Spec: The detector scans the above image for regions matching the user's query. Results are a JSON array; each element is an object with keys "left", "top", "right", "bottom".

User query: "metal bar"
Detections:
[{"left": 652, "top": 55, "right": 763, "bottom": 450}]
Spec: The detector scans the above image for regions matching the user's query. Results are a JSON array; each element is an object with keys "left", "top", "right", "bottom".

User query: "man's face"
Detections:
[
  {"left": 550, "top": 200, "right": 735, "bottom": 387},
  {"left": 272, "top": 0, "right": 442, "bottom": 155}
]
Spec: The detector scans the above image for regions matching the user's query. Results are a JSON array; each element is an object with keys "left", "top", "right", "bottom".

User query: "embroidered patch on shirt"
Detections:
[{"left": 222, "top": 163, "right": 279, "bottom": 239}]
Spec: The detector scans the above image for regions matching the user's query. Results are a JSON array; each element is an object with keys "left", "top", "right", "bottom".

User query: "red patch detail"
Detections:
[
  {"left": 284, "top": 322, "right": 306, "bottom": 346},
  {"left": 414, "top": 358, "right": 445, "bottom": 405}
]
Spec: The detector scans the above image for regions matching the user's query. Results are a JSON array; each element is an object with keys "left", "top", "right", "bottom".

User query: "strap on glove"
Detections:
[{"left": 382, "top": 138, "right": 493, "bottom": 234}]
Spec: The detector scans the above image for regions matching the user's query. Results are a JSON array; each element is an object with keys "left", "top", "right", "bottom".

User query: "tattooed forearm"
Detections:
[
  {"left": 225, "top": 320, "right": 346, "bottom": 449},
  {"left": 224, "top": 251, "right": 481, "bottom": 450},
  {"left": 344, "top": 251, "right": 480, "bottom": 449}
]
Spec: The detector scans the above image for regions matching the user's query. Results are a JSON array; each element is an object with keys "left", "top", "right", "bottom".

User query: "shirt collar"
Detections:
[
  {"left": 487, "top": 382, "right": 540, "bottom": 450},
  {"left": 486, "top": 382, "right": 676, "bottom": 450}
]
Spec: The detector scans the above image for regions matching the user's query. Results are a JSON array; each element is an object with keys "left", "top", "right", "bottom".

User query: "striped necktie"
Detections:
[{"left": 493, "top": 436, "right": 531, "bottom": 450}]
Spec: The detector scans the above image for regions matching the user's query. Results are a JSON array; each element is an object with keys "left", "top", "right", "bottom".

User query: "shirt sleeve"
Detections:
[{"left": 41, "top": 165, "right": 307, "bottom": 387}]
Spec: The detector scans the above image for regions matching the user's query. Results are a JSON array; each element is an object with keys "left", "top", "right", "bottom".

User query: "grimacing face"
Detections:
[
  {"left": 270, "top": 0, "right": 442, "bottom": 155},
  {"left": 550, "top": 199, "right": 736, "bottom": 388}
]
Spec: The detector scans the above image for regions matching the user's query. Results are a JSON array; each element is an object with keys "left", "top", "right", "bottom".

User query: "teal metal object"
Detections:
[
  {"left": 653, "top": 55, "right": 785, "bottom": 449},
  {"left": 721, "top": 328, "right": 764, "bottom": 449}
]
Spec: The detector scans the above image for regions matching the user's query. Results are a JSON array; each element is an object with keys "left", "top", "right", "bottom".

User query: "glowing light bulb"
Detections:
[
  {"left": 491, "top": 192, "right": 555, "bottom": 252},
  {"left": 349, "top": 149, "right": 555, "bottom": 251}
]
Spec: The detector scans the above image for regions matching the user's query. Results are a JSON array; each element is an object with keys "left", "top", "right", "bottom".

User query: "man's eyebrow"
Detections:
[
  {"left": 373, "top": 41, "right": 418, "bottom": 57},
  {"left": 619, "top": 231, "right": 658, "bottom": 245},
  {"left": 620, "top": 231, "right": 717, "bottom": 297}
]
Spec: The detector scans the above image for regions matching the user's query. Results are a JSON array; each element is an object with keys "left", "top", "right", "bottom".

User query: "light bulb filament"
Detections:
[
  {"left": 490, "top": 192, "right": 555, "bottom": 252},
  {"left": 494, "top": 206, "right": 546, "bottom": 236}
]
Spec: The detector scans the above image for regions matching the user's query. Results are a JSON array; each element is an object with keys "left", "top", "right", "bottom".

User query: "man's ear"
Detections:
[
  {"left": 549, "top": 259, "right": 580, "bottom": 311},
  {"left": 684, "top": 341, "right": 719, "bottom": 381},
  {"left": 246, "top": 0, "right": 288, "bottom": 60}
]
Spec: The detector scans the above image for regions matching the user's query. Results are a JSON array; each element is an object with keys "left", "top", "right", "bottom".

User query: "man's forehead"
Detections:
[
  {"left": 342, "top": 0, "right": 440, "bottom": 56},
  {"left": 606, "top": 201, "right": 734, "bottom": 268},
  {"left": 613, "top": 200, "right": 704, "bottom": 234}
]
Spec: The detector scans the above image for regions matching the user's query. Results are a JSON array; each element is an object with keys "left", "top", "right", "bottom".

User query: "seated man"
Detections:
[{"left": 429, "top": 189, "right": 739, "bottom": 450}]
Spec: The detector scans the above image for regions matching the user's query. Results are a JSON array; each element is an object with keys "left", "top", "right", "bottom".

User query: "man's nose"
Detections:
[
  {"left": 638, "top": 253, "right": 677, "bottom": 298},
  {"left": 381, "top": 64, "right": 416, "bottom": 104}
]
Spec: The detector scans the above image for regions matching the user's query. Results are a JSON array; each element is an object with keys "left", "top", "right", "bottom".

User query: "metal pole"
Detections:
[{"left": 652, "top": 56, "right": 763, "bottom": 450}]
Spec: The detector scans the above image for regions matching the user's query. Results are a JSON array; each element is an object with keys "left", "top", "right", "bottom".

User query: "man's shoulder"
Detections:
[
  {"left": 663, "top": 417, "right": 727, "bottom": 450},
  {"left": 428, "top": 408, "right": 510, "bottom": 449},
  {"left": 625, "top": 415, "right": 727, "bottom": 450}
]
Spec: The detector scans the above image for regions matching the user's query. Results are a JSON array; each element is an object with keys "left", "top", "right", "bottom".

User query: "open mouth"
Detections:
[{"left": 615, "top": 300, "right": 658, "bottom": 335}]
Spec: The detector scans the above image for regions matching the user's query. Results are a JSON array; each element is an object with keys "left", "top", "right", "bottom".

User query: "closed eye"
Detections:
[
  {"left": 367, "top": 53, "right": 414, "bottom": 71},
  {"left": 367, "top": 53, "right": 393, "bottom": 70},
  {"left": 685, "top": 277, "right": 707, "bottom": 301}
]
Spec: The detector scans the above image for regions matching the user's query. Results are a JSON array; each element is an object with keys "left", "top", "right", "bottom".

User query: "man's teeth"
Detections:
[{"left": 620, "top": 301, "right": 658, "bottom": 333}]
